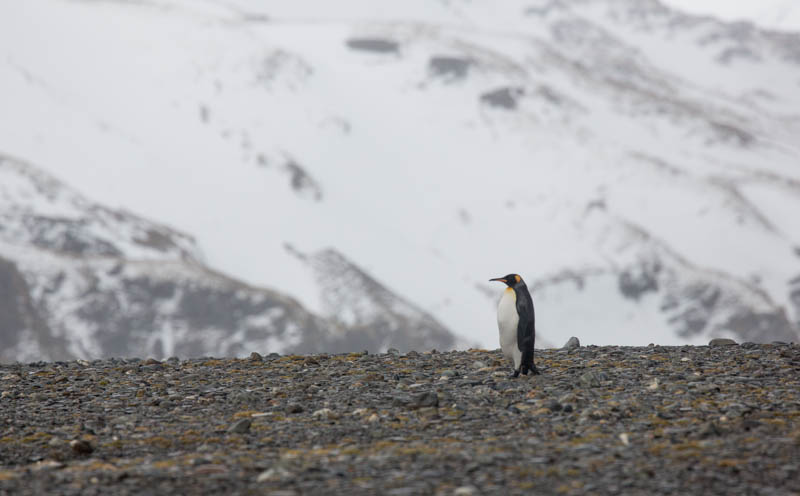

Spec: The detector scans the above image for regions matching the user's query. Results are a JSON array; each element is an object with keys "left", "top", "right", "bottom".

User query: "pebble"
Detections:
[
  {"left": 256, "top": 466, "right": 293, "bottom": 482},
  {"left": 227, "top": 418, "right": 251, "bottom": 434},
  {"left": 410, "top": 392, "right": 439, "bottom": 409},
  {"left": 69, "top": 439, "right": 93, "bottom": 455},
  {"left": 563, "top": 336, "right": 580, "bottom": 349},
  {"left": 579, "top": 371, "right": 601, "bottom": 388},
  {"left": 709, "top": 338, "right": 738, "bottom": 346},
  {"left": 286, "top": 403, "right": 304, "bottom": 414},
  {"left": 312, "top": 408, "right": 339, "bottom": 420}
]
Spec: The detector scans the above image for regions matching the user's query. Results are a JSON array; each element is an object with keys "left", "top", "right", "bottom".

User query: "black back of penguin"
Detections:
[{"left": 511, "top": 277, "right": 536, "bottom": 372}]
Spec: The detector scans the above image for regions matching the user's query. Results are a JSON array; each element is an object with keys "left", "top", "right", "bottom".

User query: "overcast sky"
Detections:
[{"left": 661, "top": 0, "right": 800, "bottom": 31}]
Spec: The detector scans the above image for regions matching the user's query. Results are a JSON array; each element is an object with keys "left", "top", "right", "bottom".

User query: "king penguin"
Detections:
[{"left": 490, "top": 274, "right": 540, "bottom": 377}]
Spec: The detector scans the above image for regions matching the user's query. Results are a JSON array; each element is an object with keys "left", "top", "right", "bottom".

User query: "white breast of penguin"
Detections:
[{"left": 497, "top": 287, "right": 521, "bottom": 368}]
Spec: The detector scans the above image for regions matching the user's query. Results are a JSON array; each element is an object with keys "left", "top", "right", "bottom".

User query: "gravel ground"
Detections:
[{"left": 1, "top": 342, "right": 799, "bottom": 495}]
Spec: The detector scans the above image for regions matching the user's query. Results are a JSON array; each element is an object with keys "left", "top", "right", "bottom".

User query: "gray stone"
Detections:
[
  {"left": 709, "top": 338, "right": 738, "bottom": 346},
  {"left": 579, "top": 371, "right": 601, "bottom": 388},
  {"left": 563, "top": 336, "right": 580, "bottom": 349},
  {"left": 286, "top": 403, "right": 304, "bottom": 414},
  {"left": 69, "top": 439, "right": 93, "bottom": 455},
  {"left": 256, "top": 466, "right": 293, "bottom": 482},
  {"left": 227, "top": 418, "right": 251, "bottom": 434},
  {"left": 410, "top": 391, "right": 439, "bottom": 409}
]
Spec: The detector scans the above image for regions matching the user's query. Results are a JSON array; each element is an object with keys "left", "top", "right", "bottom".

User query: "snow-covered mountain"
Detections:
[
  {"left": 0, "top": 154, "right": 458, "bottom": 362},
  {"left": 662, "top": 0, "right": 800, "bottom": 32},
  {"left": 1, "top": 0, "right": 799, "bottom": 358}
]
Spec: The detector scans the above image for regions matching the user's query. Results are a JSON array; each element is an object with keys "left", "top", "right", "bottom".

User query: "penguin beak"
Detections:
[{"left": 489, "top": 277, "right": 507, "bottom": 283}]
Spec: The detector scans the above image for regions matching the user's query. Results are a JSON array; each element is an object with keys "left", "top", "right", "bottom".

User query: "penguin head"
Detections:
[{"left": 489, "top": 274, "right": 523, "bottom": 287}]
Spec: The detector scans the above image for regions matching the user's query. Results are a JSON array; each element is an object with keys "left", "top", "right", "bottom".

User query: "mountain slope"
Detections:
[
  {"left": 0, "top": 0, "right": 798, "bottom": 350},
  {"left": 0, "top": 154, "right": 459, "bottom": 362}
]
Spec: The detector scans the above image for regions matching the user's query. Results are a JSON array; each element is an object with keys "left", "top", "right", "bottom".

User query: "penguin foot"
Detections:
[
  {"left": 520, "top": 364, "right": 540, "bottom": 376},
  {"left": 510, "top": 369, "right": 521, "bottom": 379}
]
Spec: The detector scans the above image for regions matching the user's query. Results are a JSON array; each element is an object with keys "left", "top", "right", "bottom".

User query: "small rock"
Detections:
[
  {"left": 367, "top": 413, "right": 380, "bottom": 423},
  {"left": 410, "top": 391, "right": 439, "bottom": 409},
  {"left": 471, "top": 361, "right": 487, "bottom": 369},
  {"left": 228, "top": 418, "right": 252, "bottom": 434},
  {"left": 32, "top": 460, "right": 66, "bottom": 471},
  {"left": 249, "top": 352, "right": 263, "bottom": 362},
  {"left": 647, "top": 378, "right": 659, "bottom": 390},
  {"left": 453, "top": 486, "right": 479, "bottom": 496},
  {"left": 144, "top": 358, "right": 161, "bottom": 365},
  {"left": 578, "top": 371, "right": 600, "bottom": 388},
  {"left": 709, "top": 338, "right": 737, "bottom": 347},
  {"left": 546, "top": 400, "right": 563, "bottom": 411},
  {"left": 699, "top": 421, "right": 723, "bottom": 438},
  {"left": 256, "top": 466, "right": 293, "bottom": 482},
  {"left": 387, "top": 348, "right": 401, "bottom": 356},
  {"left": 387, "top": 488, "right": 416, "bottom": 496},
  {"left": 69, "top": 439, "right": 93, "bottom": 455},
  {"left": 563, "top": 337, "right": 580, "bottom": 349},
  {"left": 440, "top": 370, "right": 457, "bottom": 377},
  {"left": 286, "top": 403, "right": 304, "bottom": 414},
  {"left": 312, "top": 408, "right": 339, "bottom": 420}
]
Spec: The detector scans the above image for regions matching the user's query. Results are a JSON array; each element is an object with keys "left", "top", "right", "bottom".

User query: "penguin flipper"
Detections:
[{"left": 515, "top": 289, "right": 536, "bottom": 374}]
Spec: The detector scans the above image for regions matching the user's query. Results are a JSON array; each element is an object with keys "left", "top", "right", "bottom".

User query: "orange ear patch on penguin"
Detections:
[{"left": 514, "top": 275, "right": 521, "bottom": 283}]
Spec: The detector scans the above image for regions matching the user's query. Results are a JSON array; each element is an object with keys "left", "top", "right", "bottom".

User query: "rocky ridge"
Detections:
[
  {"left": 0, "top": 154, "right": 459, "bottom": 362},
  {"left": 1, "top": 342, "right": 798, "bottom": 495}
]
